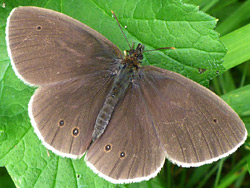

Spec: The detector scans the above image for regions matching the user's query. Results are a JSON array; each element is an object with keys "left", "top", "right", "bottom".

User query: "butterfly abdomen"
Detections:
[{"left": 92, "top": 65, "right": 134, "bottom": 142}]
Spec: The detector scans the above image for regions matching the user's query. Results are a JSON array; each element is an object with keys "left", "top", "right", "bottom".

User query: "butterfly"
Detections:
[{"left": 6, "top": 6, "right": 247, "bottom": 184}]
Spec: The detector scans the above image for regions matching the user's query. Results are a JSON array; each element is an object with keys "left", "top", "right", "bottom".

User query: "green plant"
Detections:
[{"left": 0, "top": 0, "right": 249, "bottom": 187}]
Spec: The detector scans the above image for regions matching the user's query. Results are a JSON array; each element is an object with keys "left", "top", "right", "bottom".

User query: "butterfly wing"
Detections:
[
  {"left": 85, "top": 66, "right": 247, "bottom": 183},
  {"left": 140, "top": 66, "right": 247, "bottom": 167},
  {"left": 85, "top": 80, "right": 166, "bottom": 183},
  {"left": 30, "top": 74, "right": 114, "bottom": 158},
  {"left": 6, "top": 6, "right": 122, "bottom": 86},
  {"left": 6, "top": 7, "right": 123, "bottom": 158}
]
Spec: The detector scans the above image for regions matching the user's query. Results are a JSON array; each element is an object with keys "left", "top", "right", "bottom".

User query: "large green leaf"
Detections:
[
  {"left": 220, "top": 24, "right": 250, "bottom": 70},
  {"left": 0, "top": 0, "right": 228, "bottom": 187},
  {"left": 222, "top": 84, "right": 250, "bottom": 132}
]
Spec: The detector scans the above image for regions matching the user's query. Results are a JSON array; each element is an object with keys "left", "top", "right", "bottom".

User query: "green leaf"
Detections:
[
  {"left": 220, "top": 23, "right": 250, "bottom": 70},
  {"left": 216, "top": 155, "right": 249, "bottom": 188},
  {"left": 215, "top": 0, "right": 250, "bottom": 36},
  {"left": 0, "top": 167, "right": 15, "bottom": 188},
  {"left": 221, "top": 84, "right": 250, "bottom": 117},
  {"left": 0, "top": 0, "right": 227, "bottom": 187},
  {"left": 221, "top": 84, "right": 250, "bottom": 133}
]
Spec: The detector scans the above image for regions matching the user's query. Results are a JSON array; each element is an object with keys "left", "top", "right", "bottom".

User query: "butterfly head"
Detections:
[{"left": 123, "top": 43, "right": 144, "bottom": 69}]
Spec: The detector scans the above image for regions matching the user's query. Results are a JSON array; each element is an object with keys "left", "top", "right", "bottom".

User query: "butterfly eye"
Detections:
[
  {"left": 137, "top": 54, "right": 143, "bottom": 60},
  {"left": 128, "top": 49, "right": 134, "bottom": 55},
  {"left": 213, "top": 118, "right": 217, "bottom": 123},
  {"left": 104, "top": 144, "right": 112, "bottom": 152},
  {"left": 120, "top": 152, "right": 126, "bottom": 158},
  {"left": 58, "top": 120, "right": 65, "bottom": 127},
  {"left": 72, "top": 127, "right": 80, "bottom": 137},
  {"left": 36, "top": 25, "right": 42, "bottom": 31}
]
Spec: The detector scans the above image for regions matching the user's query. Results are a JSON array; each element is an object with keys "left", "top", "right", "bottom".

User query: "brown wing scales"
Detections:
[
  {"left": 7, "top": 7, "right": 122, "bottom": 158},
  {"left": 30, "top": 74, "right": 114, "bottom": 158},
  {"left": 85, "top": 66, "right": 246, "bottom": 183},
  {"left": 140, "top": 66, "right": 246, "bottom": 166},
  {"left": 7, "top": 6, "right": 122, "bottom": 86}
]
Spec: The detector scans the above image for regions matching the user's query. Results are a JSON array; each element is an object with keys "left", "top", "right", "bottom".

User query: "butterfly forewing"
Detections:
[
  {"left": 140, "top": 66, "right": 247, "bottom": 166},
  {"left": 6, "top": 6, "right": 122, "bottom": 86}
]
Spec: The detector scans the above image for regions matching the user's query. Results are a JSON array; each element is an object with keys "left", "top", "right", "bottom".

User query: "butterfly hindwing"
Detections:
[
  {"left": 30, "top": 73, "right": 114, "bottom": 158},
  {"left": 85, "top": 80, "right": 166, "bottom": 183}
]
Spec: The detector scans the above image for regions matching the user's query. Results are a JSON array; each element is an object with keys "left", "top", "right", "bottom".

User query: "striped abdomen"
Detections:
[{"left": 91, "top": 65, "right": 133, "bottom": 141}]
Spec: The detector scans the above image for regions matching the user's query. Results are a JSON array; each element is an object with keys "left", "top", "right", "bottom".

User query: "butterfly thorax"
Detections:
[{"left": 91, "top": 44, "right": 144, "bottom": 142}]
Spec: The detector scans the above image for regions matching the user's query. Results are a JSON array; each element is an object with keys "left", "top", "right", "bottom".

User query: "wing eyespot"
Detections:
[
  {"left": 120, "top": 151, "right": 126, "bottom": 159},
  {"left": 104, "top": 144, "right": 112, "bottom": 152},
  {"left": 72, "top": 127, "right": 80, "bottom": 137},
  {"left": 36, "top": 25, "right": 42, "bottom": 31},
  {"left": 58, "top": 120, "right": 65, "bottom": 127},
  {"left": 213, "top": 118, "right": 217, "bottom": 123}
]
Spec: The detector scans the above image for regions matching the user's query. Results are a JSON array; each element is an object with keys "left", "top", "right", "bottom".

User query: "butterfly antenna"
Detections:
[
  {"left": 111, "top": 10, "right": 132, "bottom": 49},
  {"left": 143, "top": 47, "right": 176, "bottom": 53}
]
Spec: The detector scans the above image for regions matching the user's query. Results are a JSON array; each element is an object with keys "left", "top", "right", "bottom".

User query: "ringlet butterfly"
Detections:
[{"left": 6, "top": 6, "right": 247, "bottom": 184}]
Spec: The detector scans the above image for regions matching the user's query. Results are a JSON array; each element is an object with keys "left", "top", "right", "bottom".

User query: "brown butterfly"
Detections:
[{"left": 6, "top": 6, "right": 247, "bottom": 184}]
